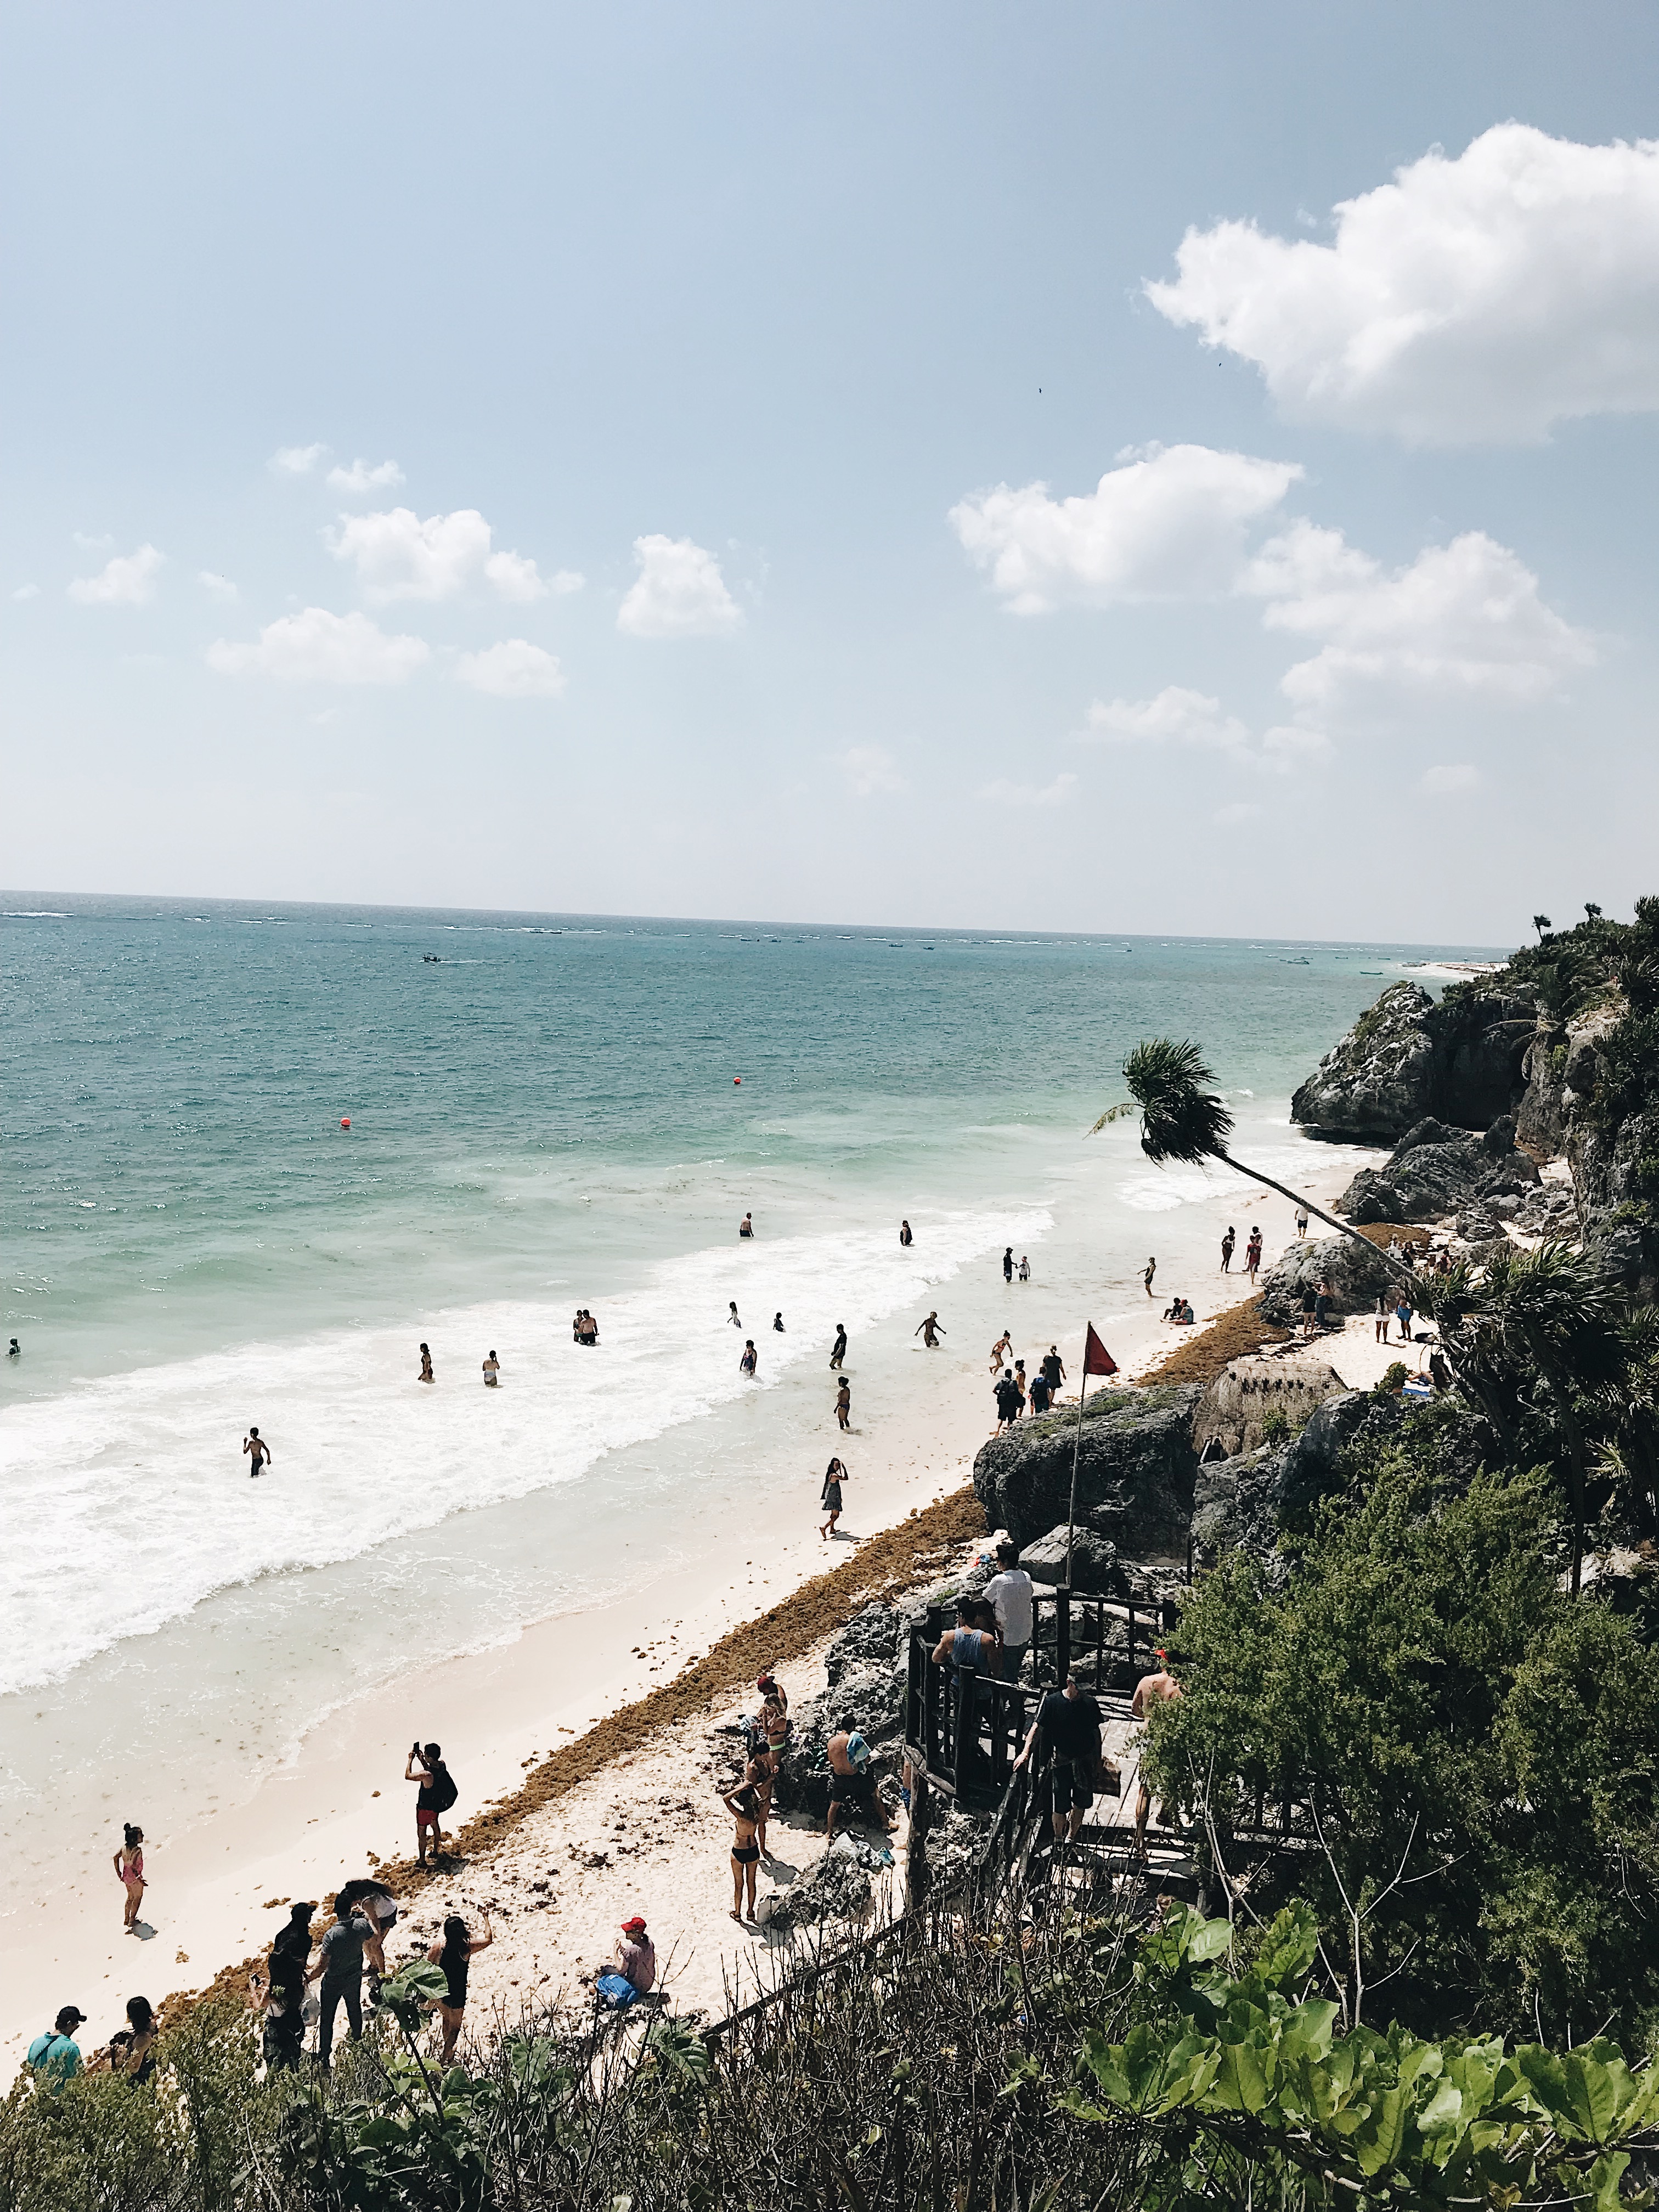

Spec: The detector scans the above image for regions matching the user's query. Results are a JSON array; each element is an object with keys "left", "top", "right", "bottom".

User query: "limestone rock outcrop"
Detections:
[
  {"left": 1337, "top": 1116, "right": 1540, "bottom": 1226},
  {"left": 1194, "top": 1353, "right": 1347, "bottom": 1459},
  {"left": 971, "top": 1385, "right": 1201, "bottom": 1567},
  {"left": 1291, "top": 981, "right": 1533, "bottom": 1141}
]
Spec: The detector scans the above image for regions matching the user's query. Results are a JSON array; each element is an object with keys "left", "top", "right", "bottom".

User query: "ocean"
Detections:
[{"left": 1, "top": 897, "right": 1503, "bottom": 1898}]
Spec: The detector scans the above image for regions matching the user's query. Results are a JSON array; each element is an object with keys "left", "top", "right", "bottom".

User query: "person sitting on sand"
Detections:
[
  {"left": 723, "top": 1778, "right": 764, "bottom": 1921},
  {"left": 614, "top": 1916, "right": 656, "bottom": 1995},
  {"left": 427, "top": 1910, "right": 492, "bottom": 2064},
  {"left": 820, "top": 1456, "right": 848, "bottom": 1539},
  {"left": 916, "top": 1311, "right": 945, "bottom": 1348}
]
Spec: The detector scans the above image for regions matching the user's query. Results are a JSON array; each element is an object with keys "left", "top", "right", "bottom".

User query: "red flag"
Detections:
[{"left": 1082, "top": 1322, "right": 1118, "bottom": 1377}]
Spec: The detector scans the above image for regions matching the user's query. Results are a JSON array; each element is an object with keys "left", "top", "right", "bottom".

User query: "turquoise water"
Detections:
[{"left": 0, "top": 897, "right": 1503, "bottom": 1899}]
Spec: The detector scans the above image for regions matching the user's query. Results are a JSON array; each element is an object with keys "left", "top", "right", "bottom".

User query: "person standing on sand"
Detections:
[
  {"left": 419, "top": 1343, "right": 435, "bottom": 1383},
  {"left": 309, "top": 1896, "right": 372, "bottom": 2070},
  {"left": 988, "top": 1330, "right": 1012, "bottom": 1373},
  {"left": 243, "top": 1426, "right": 271, "bottom": 1477},
  {"left": 993, "top": 1370, "right": 1020, "bottom": 1434},
  {"left": 834, "top": 1376, "right": 851, "bottom": 1430},
  {"left": 1144, "top": 1257, "right": 1156, "bottom": 1297},
  {"left": 1221, "top": 1227, "right": 1235, "bottom": 1273},
  {"left": 427, "top": 1911, "right": 492, "bottom": 2063},
  {"left": 482, "top": 1351, "right": 500, "bottom": 1387},
  {"left": 916, "top": 1311, "right": 945, "bottom": 1347},
  {"left": 738, "top": 1212, "right": 754, "bottom": 1239},
  {"left": 820, "top": 1455, "right": 848, "bottom": 1538},
  {"left": 407, "top": 1741, "right": 455, "bottom": 1863},
  {"left": 723, "top": 1779, "right": 763, "bottom": 1921},
  {"left": 1295, "top": 1206, "right": 1310, "bottom": 1240},
  {"left": 1012, "top": 1359, "right": 1029, "bottom": 1415},
  {"left": 742, "top": 1747, "right": 774, "bottom": 1857},
  {"left": 1029, "top": 1369, "right": 1051, "bottom": 1414},
  {"left": 114, "top": 1824, "right": 145, "bottom": 1932},
  {"left": 1245, "top": 1228, "right": 1262, "bottom": 1282},
  {"left": 1002, "top": 1246, "right": 1014, "bottom": 1284},
  {"left": 830, "top": 1322, "right": 848, "bottom": 1369},
  {"left": 1375, "top": 1292, "right": 1390, "bottom": 1344},
  {"left": 1041, "top": 1344, "right": 1065, "bottom": 1396},
  {"left": 899, "top": 1220, "right": 912, "bottom": 1246},
  {"left": 740, "top": 1338, "right": 759, "bottom": 1378}
]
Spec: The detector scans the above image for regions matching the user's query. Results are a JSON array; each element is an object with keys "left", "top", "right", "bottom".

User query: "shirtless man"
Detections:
[
  {"left": 825, "top": 1729, "right": 893, "bottom": 1837},
  {"left": 1130, "top": 1655, "right": 1183, "bottom": 1860},
  {"left": 830, "top": 1323, "right": 848, "bottom": 1370},
  {"left": 738, "top": 1212, "right": 754, "bottom": 1240},
  {"left": 243, "top": 1426, "right": 272, "bottom": 1477},
  {"left": 916, "top": 1312, "right": 945, "bottom": 1348}
]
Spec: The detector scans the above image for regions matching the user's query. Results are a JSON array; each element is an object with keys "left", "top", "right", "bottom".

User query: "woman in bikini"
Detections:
[
  {"left": 988, "top": 1330, "right": 1013, "bottom": 1374},
  {"left": 761, "top": 1691, "right": 791, "bottom": 1776},
  {"left": 723, "top": 1779, "right": 763, "bottom": 1921},
  {"left": 743, "top": 1749, "right": 773, "bottom": 1857},
  {"left": 426, "top": 1910, "right": 493, "bottom": 2063},
  {"left": 115, "top": 1823, "right": 145, "bottom": 1932}
]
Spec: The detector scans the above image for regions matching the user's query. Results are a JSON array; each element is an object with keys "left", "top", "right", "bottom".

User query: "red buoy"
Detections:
[
  {"left": 340, "top": 1117, "right": 351, "bottom": 1129},
  {"left": 733, "top": 1077, "right": 742, "bottom": 1086}
]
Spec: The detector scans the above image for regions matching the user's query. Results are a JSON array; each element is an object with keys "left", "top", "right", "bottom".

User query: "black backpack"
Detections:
[{"left": 431, "top": 1762, "right": 459, "bottom": 1814}]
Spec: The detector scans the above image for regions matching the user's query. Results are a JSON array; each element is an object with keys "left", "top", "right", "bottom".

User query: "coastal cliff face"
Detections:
[
  {"left": 1290, "top": 979, "right": 1532, "bottom": 1140},
  {"left": 971, "top": 1385, "right": 1201, "bottom": 1575}
]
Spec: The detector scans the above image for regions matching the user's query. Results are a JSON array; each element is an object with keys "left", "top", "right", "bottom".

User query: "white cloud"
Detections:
[
  {"left": 1240, "top": 520, "right": 1595, "bottom": 712},
  {"left": 1087, "top": 686, "right": 1251, "bottom": 752},
  {"left": 949, "top": 444, "right": 1302, "bottom": 612},
  {"left": 616, "top": 534, "right": 743, "bottom": 637},
  {"left": 12, "top": 583, "right": 39, "bottom": 602},
  {"left": 328, "top": 507, "right": 493, "bottom": 602},
  {"left": 978, "top": 772, "right": 1079, "bottom": 808},
  {"left": 68, "top": 544, "right": 164, "bottom": 606},
  {"left": 1422, "top": 763, "right": 1480, "bottom": 793},
  {"left": 549, "top": 568, "right": 585, "bottom": 595},
  {"left": 839, "top": 744, "right": 907, "bottom": 797},
  {"left": 327, "top": 456, "right": 405, "bottom": 494},
  {"left": 206, "top": 607, "right": 428, "bottom": 684},
  {"left": 483, "top": 550, "right": 557, "bottom": 603},
  {"left": 269, "top": 443, "right": 327, "bottom": 476},
  {"left": 1146, "top": 123, "right": 1659, "bottom": 445},
  {"left": 198, "top": 571, "right": 238, "bottom": 602},
  {"left": 1085, "top": 686, "right": 1329, "bottom": 777},
  {"left": 455, "top": 639, "right": 566, "bottom": 698}
]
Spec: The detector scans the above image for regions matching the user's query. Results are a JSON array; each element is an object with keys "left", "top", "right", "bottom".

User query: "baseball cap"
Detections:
[
  {"left": 620, "top": 1915, "right": 647, "bottom": 1935},
  {"left": 55, "top": 2006, "right": 87, "bottom": 2032}
]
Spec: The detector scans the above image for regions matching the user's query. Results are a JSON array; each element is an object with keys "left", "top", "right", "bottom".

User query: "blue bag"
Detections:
[{"left": 596, "top": 1973, "right": 639, "bottom": 2010}]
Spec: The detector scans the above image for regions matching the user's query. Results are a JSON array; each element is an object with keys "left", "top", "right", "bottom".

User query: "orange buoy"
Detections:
[{"left": 340, "top": 1117, "right": 351, "bottom": 1129}]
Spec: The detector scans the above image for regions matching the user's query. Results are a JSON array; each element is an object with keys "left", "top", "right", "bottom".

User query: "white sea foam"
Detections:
[{"left": 0, "top": 1203, "right": 1048, "bottom": 1695}]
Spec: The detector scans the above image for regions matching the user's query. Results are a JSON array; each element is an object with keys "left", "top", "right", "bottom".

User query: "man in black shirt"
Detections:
[
  {"left": 992, "top": 1370, "right": 1021, "bottom": 1434},
  {"left": 1013, "top": 1666, "right": 1104, "bottom": 1842},
  {"left": 308, "top": 1898, "right": 371, "bottom": 2070},
  {"left": 254, "top": 1901, "right": 315, "bottom": 2072}
]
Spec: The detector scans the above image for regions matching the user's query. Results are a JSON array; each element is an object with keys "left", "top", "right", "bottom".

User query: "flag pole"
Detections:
[{"left": 1065, "top": 1335, "right": 1087, "bottom": 1588}]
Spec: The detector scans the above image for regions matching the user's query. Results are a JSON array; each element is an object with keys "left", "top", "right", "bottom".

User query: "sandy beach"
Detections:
[{"left": 0, "top": 1121, "right": 1391, "bottom": 2075}]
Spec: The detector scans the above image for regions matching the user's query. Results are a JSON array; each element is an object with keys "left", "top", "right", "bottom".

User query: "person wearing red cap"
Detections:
[{"left": 613, "top": 1916, "right": 656, "bottom": 1995}]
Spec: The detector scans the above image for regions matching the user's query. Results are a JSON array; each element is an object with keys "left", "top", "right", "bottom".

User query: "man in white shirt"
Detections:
[{"left": 983, "top": 1541, "right": 1035, "bottom": 1681}]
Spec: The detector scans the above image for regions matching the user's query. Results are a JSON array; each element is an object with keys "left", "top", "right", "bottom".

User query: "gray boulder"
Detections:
[
  {"left": 1195, "top": 1353, "right": 1347, "bottom": 1457},
  {"left": 1016, "top": 1525, "right": 1182, "bottom": 1604},
  {"left": 758, "top": 1848, "right": 872, "bottom": 1932},
  {"left": 1292, "top": 981, "right": 1534, "bottom": 1142},
  {"left": 1339, "top": 1116, "right": 1541, "bottom": 1226},
  {"left": 1291, "top": 982, "right": 1438, "bottom": 1139},
  {"left": 972, "top": 1384, "right": 1201, "bottom": 1562},
  {"left": 1259, "top": 1234, "right": 1394, "bottom": 1325},
  {"left": 1192, "top": 1390, "right": 1409, "bottom": 1567},
  {"left": 825, "top": 1603, "right": 903, "bottom": 1686}
]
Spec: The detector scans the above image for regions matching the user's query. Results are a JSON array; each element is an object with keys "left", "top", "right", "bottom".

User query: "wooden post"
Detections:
[
  {"left": 1056, "top": 1587, "right": 1072, "bottom": 1685},
  {"left": 904, "top": 1767, "right": 931, "bottom": 1922},
  {"left": 953, "top": 1666, "right": 973, "bottom": 1802},
  {"left": 1127, "top": 1600, "right": 1137, "bottom": 1685}
]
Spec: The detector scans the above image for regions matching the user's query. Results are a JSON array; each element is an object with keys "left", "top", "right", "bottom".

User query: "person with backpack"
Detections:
[{"left": 406, "top": 1741, "right": 458, "bottom": 1862}]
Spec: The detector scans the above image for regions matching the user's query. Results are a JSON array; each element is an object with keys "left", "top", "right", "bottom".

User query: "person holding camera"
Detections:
[{"left": 405, "top": 1741, "right": 458, "bottom": 1863}]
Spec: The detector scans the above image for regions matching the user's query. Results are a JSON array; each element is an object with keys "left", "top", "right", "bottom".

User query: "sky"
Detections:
[{"left": 4, "top": 1, "right": 1659, "bottom": 940}]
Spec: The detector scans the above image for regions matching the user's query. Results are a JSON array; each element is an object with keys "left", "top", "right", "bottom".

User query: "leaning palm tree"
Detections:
[{"left": 1092, "top": 1038, "right": 1417, "bottom": 1286}]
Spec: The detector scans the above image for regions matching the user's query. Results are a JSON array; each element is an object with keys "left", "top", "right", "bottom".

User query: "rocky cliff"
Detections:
[
  {"left": 971, "top": 1384, "right": 1200, "bottom": 1575},
  {"left": 1290, "top": 979, "right": 1533, "bottom": 1140}
]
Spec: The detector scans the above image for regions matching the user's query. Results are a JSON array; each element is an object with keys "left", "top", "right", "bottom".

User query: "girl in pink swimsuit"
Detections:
[{"left": 115, "top": 1822, "right": 145, "bottom": 1932}]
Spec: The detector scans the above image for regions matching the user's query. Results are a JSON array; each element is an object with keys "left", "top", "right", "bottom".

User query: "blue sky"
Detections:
[{"left": 5, "top": 2, "right": 1659, "bottom": 938}]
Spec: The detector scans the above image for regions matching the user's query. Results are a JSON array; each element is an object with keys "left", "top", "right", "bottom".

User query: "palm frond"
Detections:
[
  {"left": 1120, "top": 1038, "right": 1235, "bottom": 1166},
  {"left": 1086, "top": 1100, "right": 1137, "bottom": 1136}
]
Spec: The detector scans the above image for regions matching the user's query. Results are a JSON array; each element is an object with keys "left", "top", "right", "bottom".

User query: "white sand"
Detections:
[{"left": 1, "top": 1139, "right": 1375, "bottom": 2074}]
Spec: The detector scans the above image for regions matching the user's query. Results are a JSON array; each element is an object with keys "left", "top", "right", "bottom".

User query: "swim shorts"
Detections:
[
  {"left": 1050, "top": 1758, "right": 1095, "bottom": 1814},
  {"left": 416, "top": 1808, "right": 439, "bottom": 1830}
]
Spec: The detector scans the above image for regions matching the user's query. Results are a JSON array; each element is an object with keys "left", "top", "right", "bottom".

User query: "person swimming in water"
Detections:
[
  {"left": 243, "top": 1426, "right": 272, "bottom": 1477},
  {"left": 727, "top": 1302, "right": 741, "bottom": 1328},
  {"left": 916, "top": 1311, "right": 945, "bottom": 1348},
  {"left": 419, "top": 1344, "right": 435, "bottom": 1383},
  {"left": 482, "top": 1352, "right": 500, "bottom": 1387},
  {"left": 899, "top": 1220, "right": 912, "bottom": 1247}
]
